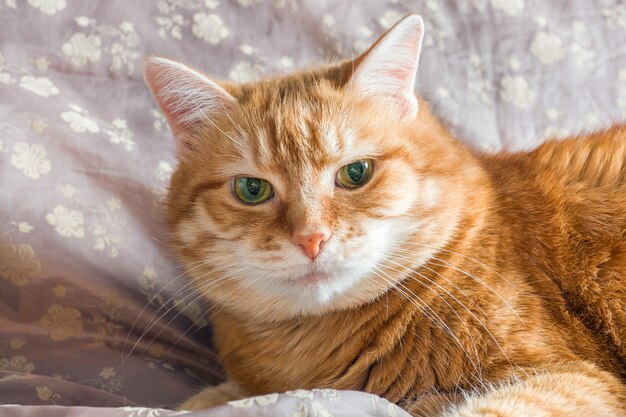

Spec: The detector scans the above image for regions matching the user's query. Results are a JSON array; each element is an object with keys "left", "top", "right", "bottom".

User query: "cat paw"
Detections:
[{"left": 178, "top": 381, "right": 245, "bottom": 411}]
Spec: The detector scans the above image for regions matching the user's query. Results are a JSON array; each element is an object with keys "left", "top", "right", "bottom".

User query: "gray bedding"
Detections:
[{"left": 1, "top": 0, "right": 626, "bottom": 415}]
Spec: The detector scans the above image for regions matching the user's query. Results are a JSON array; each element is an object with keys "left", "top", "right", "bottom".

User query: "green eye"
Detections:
[
  {"left": 234, "top": 177, "right": 273, "bottom": 204},
  {"left": 336, "top": 159, "right": 373, "bottom": 189}
]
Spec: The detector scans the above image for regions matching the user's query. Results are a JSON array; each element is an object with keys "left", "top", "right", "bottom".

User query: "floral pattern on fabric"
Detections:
[{"left": 1, "top": 0, "right": 626, "bottom": 415}]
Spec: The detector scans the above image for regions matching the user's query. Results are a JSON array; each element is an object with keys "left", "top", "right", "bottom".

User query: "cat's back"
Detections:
[
  {"left": 482, "top": 123, "right": 626, "bottom": 189},
  {"left": 527, "top": 124, "right": 626, "bottom": 189},
  {"left": 479, "top": 124, "right": 626, "bottom": 377}
]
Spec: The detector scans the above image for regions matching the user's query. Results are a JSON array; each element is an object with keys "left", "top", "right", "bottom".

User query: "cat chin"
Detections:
[{"left": 223, "top": 266, "right": 392, "bottom": 320}]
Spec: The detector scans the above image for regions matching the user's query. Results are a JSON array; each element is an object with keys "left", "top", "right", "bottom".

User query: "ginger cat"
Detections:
[{"left": 144, "top": 15, "right": 626, "bottom": 416}]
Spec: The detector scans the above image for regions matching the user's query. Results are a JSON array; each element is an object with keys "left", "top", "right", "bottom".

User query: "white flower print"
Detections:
[
  {"left": 228, "top": 393, "right": 278, "bottom": 408},
  {"left": 121, "top": 407, "right": 188, "bottom": 417},
  {"left": 68, "top": 18, "right": 141, "bottom": 75},
  {"left": 30, "top": 119, "right": 47, "bottom": 133},
  {"left": 312, "top": 388, "right": 339, "bottom": 399},
  {"left": 155, "top": 161, "right": 174, "bottom": 181},
  {"left": 74, "top": 16, "right": 92, "bottom": 27},
  {"left": 104, "top": 118, "right": 136, "bottom": 151},
  {"left": 286, "top": 389, "right": 315, "bottom": 399},
  {"left": 90, "top": 224, "right": 121, "bottom": 257},
  {"left": 60, "top": 184, "right": 76, "bottom": 198},
  {"left": 0, "top": 355, "right": 35, "bottom": 373},
  {"left": 61, "top": 111, "right": 100, "bottom": 133},
  {"left": 602, "top": 0, "right": 626, "bottom": 29},
  {"left": 0, "top": 244, "right": 41, "bottom": 287},
  {"left": 46, "top": 205, "right": 85, "bottom": 238},
  {"left": 11, "top": 142, "right": 51, "bottom": 179},
  {"left": 154, "top": 0, "right": 227, "bottom": 41},
  {"left": 499, "top": 76, "right": 535, "bottom": 109},
  {"left": 119, "top": 21, "right": 134, "bottom": 33},
  {"left": 280, "top": 56, "right": 294, "bottom": 68},
  {"left": 138, "top": 266, "right": 156, "bottom": 291},
  {"left": 227, "top": 398, "right": 254, "bottom": 408},
  {"left": 62, "top": 33, "right": 102, "bottom": 66},
  {"left": 152, "top": 160, "right": 174, "bottom": 201},
  {"left": 274, "top": 0, "right": 297, "bottom": 11},
  {"left": 34, "top": 56, "right": 51, "bottom": 71},
  {"left": 0, "top": 72, "right": 14, "bottom": 85},
  {"left": 533, "top": 16, "right": 549, "bottom": 28},
  {"left": 107, "top": 36, "right": 140, "bottom": 75},
  {"left": 507, "top": 56, "right": 521, "bottom": 70},
  {"left": 17, "top": 222, "right": 34, "bottom": 234},
  {"left": 229, "top": 61, "right": 266, "bottom": 83},
  {"left": 387, "top": 403, "right": 402, "bottom": 417},
  {"left": 107, "top": 197, "right": 121, "bottom": 211},
  {"left": 19, "top": 76, "right": 59, "bottom": 97},
  {"left": 490, "top": 0, "right": 524, "bottom": 16},
  {"left": 237, "top": 0, "right": 261, "bottom": 6},
  {"left": 151, "top": 109, "right": 167, "bottom": 132},
  {"left": 191, "top": 13, "right": 229, "bottom": 44},
  {"left": 467, "top": 53, "right": 493, "bottom": 105},
  {"left": 156, "top": 13, "right": 186, "bottom": 40},
  {"left": 570, "top": 43, "right": 595, "bottom": 67},
  {"left": 322, "top": 14, "right": 335, "bottom": 28},
  {"left": 529, "top": 32, "right": 565, "bottom": 65},
  {"left": 546, "top": 108, "right": 560, "bottom": 120},
  {"left": 40, "top": 305, "right": 83, "bottom": 341},
  {"left": 543, "top": 126, "right": 570, "bottom": 140},
  {"left": 436, "top": 87, "right": 451, "bottom": 99},
  {"left": 27, "top": 0, "right": 66, "bottom": 15},
  {"left": 238, "top": 44, "right": 258, "bottom": 55},
  {"left": 171, "top": 296, "right": 207, "bottom": 324}
]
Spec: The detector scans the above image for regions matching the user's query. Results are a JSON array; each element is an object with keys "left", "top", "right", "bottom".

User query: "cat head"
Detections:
[{"left": 145, "top": 15, "right": 476, "bottom": 321}]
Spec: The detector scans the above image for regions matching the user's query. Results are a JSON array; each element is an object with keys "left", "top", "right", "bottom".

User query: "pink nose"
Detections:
[{"left": 293, "top": 232, "right": 330, "bottom": 261}]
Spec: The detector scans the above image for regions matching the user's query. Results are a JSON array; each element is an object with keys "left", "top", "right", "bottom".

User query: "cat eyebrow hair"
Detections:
[{"left": 188, "top": 179, "right": 226, "bottom": 206}]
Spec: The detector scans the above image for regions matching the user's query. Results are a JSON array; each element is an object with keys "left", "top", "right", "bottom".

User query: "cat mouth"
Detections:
[
  {"left": 300, "top": 271, "right": 330, "bottom": 284},
  {"left": 287, "top": 269, "right": 332, "bottom": 285}
]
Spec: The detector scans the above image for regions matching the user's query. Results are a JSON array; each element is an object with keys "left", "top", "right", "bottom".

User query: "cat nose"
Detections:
[{"left": 293, "top": 231, "right": 331, "bottom": 261}]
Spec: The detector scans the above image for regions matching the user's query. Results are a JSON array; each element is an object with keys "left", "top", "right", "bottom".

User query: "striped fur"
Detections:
[{"left": 144, "top": 15, "right": 626, "bottom": 417}]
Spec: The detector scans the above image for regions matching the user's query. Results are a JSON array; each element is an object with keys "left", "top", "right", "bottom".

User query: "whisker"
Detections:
[
  {"left": 370, "top": 266, "right": 484, "bottom": 380},
  {"left": 120, "top": 262, "right": 241, "bottom": 368},
  {"left": 393, "top": 244, "right": 525, "bottom": 325},
  {"left": 375, "top": 263, "right": 483, "bottom": 374},
  {"left": 385, "top": 253, "right": 516, "bottom": 373},
  {"left": 137, "top": 266, "right": 252, "bottom": 358},
  {"left": 168, "top": 269, "right": 273, "bottom": 353},
  {"left": 121, "top": 257, "right": 222, "bottom": 363},
  {"left": 405, "top": 241, "right": 522, "bottom": 294}
]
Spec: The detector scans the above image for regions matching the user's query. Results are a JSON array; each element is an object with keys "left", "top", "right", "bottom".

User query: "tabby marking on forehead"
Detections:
[{"left": 319, "top": 119, "right": 341, "bottom": 155}]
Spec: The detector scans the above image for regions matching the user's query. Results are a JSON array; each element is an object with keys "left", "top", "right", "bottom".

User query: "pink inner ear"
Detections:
[
  {"left": 349, "top": 15, "right": 424, "bottom": 118},
  {"left": 144, "top": 58, "right": 237, "bottom": 157},
  {"left": 387, "top": 67, "right": 414, "bottom": 83}
]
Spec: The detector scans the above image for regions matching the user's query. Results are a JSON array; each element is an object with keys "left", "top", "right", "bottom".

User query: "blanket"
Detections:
[{"left": 1, "top": 0, "right": 625, "bottom": 415}]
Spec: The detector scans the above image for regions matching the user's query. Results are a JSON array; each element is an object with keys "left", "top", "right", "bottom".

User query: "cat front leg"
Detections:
[
  {"left": 178, "top": 380, "right": 246, "bottom": 411},
  {"left": 406, "top": 362, "right": 625, "bottom": 417}
]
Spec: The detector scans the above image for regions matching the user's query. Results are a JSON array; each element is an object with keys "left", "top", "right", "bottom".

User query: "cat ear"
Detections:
[
  {"left": 348, "top": 15, "right": 424, "bottom": 119},
  {"left": 144, "top": 57, "right": 236, "bottom": 158}
]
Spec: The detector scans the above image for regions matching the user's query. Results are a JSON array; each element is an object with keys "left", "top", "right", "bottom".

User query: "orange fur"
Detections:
[{"left": 145, "top": 15, "right": 626, "bottom": 417}]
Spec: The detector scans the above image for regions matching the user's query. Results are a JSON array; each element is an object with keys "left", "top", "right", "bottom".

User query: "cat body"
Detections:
[
  {"left": 145, "top": 15, "right": 626, "bottom": 417},
  {"left": 202, "top": 116, "right": 626, "bottom": 416}
]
